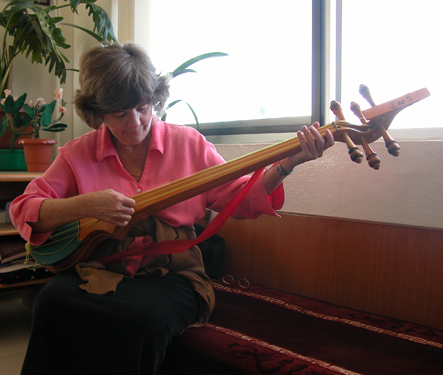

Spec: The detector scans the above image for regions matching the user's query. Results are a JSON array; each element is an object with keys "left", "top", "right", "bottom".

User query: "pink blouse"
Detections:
[{"left": 10, "top": 117, "right": 284, "bottom": 246}]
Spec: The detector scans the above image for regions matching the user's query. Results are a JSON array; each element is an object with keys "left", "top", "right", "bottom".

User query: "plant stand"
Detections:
[{"left": 0, "top": 149, "right": 27, "bottom": 171}]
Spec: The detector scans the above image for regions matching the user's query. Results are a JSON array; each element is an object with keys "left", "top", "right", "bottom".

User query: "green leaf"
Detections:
[
  {"left": 43, "top": 123, "right": 68, "bottom": 132},
  {"left": 21, "top": 113, "right": 33, "bottom": 127},
  {"left": 161, "top": 99, "right": 182, "bottom": 121},
  {"left": 3, "top": 95, "right": 15, "bottom": 112},
  {"left": 165, "top": 99, "right": 200, "bottom": 129},
  {"left": 60, "top": 22, "right": 106, "bottom": 42},
  {"left": 40, "top": 100, "right": 56, "bottom": 127},
  {"left": 51, "top": 27, "right": 70, "bottom": 49},
  {"left": 68, "top": 0, "right": 82, "bottom": 11},
  {"left": 4, "top": 0, "right": 35, "bottom": 13},
  {"left": 84, "top": 3, "right": 116, "bottom": 41},
  {"left": 36, "top": 101, "right": 47, "bottom": 114},
  {"left": 171, "top": 68, "right": 196, "bottom": 78},
  {"left": 47, "top": 16, "right": 63, "bottom": 27},
  {"left": 23, "top": 103, "right": 35, "bottom": 118},
  {"left": 171, "top": 52, "right": 228, "bottom": 77},
  {"left": 165, "top": 99, "right": 182, "bottom": 110},
  {"left": 13, "top": 93, "right": 27, "bottom": 112},
  {"left": 183, "top": 102, "right": 200, "bottom": 129},
  {"left": 13, "top": 111, "right": 22, "bottom": 129},
  {"left": 0, "top": 0, "right": 116, "bottom": 91}
]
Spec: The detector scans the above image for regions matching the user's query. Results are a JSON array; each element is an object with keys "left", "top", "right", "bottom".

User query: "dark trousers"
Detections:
[{"left": 21, "top": 269, "right": 200, "bottom": 375}]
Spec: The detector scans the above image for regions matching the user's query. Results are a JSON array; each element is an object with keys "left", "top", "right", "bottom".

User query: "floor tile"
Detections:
[
  {"left": 0, "top": 316, "right": 30, "bottom": 357},
  {"left": 0, "top": 352, "right": 26, "bottom": 375},
  {"left": 0, "top": 291, "right": 30, "bottom": 374},
  {"left": 0, "top": 303, "right": 32, "bottom": 333}
]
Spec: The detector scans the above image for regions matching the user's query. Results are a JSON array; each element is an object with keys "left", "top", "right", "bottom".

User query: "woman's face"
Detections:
[{"left": 103, "top": 103, "right": 153, "bottom": 147}]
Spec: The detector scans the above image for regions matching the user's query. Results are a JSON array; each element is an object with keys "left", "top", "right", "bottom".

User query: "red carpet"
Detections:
[{"left": 162, "top": 282, "right": 443, "bottom": 375}]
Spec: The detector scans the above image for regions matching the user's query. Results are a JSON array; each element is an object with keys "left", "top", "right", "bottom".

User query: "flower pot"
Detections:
[
  {"left": 0, "top": 149, "right": 27, "bottom": 171},
  {"left": 18, "top": 139, "right": 57, "bottom": 172}
]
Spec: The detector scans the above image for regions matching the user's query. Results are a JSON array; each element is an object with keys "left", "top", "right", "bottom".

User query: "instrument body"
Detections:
[{"left": 29, "top": 88, "right": 431, "bottom": 272}]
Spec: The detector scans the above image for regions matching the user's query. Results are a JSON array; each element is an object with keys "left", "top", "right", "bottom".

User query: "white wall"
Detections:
[{"left": 216, "top": 140, "right": 443, "bottom": 229}]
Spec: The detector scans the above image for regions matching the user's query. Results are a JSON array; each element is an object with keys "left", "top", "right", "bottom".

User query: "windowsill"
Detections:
[
  {"left": 207, "top": 127, "right": 443, "bottom": 145},
  {"left": 388, "top": 128, "right": 443, "bottom": 141}
]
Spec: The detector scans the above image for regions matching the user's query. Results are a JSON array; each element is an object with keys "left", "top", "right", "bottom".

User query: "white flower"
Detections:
[{"left": 54, "top": 88, "right": 63, "bottom": 101}]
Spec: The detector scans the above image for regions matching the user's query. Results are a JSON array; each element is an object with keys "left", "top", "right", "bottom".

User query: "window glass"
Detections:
[
  {"left": 139, "top": 0, "right": 312, "bottom": 125},
  {"left": 341, "top": 0, "right": 441, "bottom": 129}
]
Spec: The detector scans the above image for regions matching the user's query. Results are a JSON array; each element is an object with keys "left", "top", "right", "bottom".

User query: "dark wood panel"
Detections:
[{"left": 218, "top": 212, "right": 443, "bottom": 330}]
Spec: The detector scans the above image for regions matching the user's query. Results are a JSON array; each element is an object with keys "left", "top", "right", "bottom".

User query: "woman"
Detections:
[{"left": 10, "top": 42, "right": 334, "bottom": 375}]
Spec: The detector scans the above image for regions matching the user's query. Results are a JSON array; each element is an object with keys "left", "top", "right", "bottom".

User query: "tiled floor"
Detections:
[{"left": 0, "top": 289, "right": 31, "bottom": 375}]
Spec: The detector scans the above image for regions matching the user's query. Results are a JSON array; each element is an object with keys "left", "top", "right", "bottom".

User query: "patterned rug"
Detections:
[{"left": 162, "top": 282, "right": 443, "bottom": 375}]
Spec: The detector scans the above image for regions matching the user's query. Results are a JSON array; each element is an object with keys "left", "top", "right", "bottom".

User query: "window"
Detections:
[
  {"left": 135, "top": 0, "right": 313, "bottom": 136},
  {"left": 134, "top": 1, "right": 440, "bottom": 140},
  {"left": 340, "top": 0, "right": 441, "bottom": 130}
]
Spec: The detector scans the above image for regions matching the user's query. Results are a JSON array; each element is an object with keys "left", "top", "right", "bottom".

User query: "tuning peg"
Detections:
[
  {"left": 330, "top": 100, "right": 346, "bottom": 121},
  {"left": 345, "top": 136, "right": 364, "bottom": 164},
  {"left": 350, "top": 101, "right": 368, "bottom": 124},
  {"left": 330, "top": 100, "right": 363, "bottom": 164},
  {"left": 359, "top": 84, "right": 376, "bottom": 107},
  {"left": 351, "top": 99, "right": 400, "bottom": 156},
  {"left": 361, "top": 138, "right": 381, "bottom": 170},
  {"left": 380, "top": 127, "right": 400, "bottom": 157}
]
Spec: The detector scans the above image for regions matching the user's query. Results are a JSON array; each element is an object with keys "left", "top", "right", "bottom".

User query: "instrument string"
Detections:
[{"left": 31, "top": 218, "right": 101, "bottom": 250}]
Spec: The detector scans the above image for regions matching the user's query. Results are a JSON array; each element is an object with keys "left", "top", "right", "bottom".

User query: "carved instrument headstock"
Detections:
[{"left": 328, "top": 85, "right": 430, "bottom": 169}]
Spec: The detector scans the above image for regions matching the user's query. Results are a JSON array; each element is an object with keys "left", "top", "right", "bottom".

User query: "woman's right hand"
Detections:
[
  {"left": 30, "top": 189, "right": 136, "bottom": 233},
  {"left": 85, "top": 189, "right": 136, "bottom": 227}
]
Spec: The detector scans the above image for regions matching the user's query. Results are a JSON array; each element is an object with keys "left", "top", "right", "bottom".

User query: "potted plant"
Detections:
[
  {"left": 0, "top": 88, "right": 67, "bottom": 171},
  {"left": 0, "top": 0, "right": 116, "bottom": 94},
  {"left": 162, "top": 52, "right": 228, "bottom": 130},
  {"left": 0, "top": 0, "right": 116, "bottom": 150}
]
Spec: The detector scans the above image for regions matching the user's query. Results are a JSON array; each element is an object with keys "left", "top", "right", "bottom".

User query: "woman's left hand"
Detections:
[
  {"left": 264, "top": 122, "right": 334, "bottom": 195},
  {"left": 287, "top": 122, "right": 334, "bottom": 168}
]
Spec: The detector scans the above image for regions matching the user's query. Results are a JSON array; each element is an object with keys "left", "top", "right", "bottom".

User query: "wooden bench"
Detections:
[{"left": 160, "top": 212, "right": 443, "bottom": 374}]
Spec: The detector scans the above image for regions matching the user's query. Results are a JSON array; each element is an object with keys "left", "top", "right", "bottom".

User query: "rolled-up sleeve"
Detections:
[
  {"left": 10, "top": 155, "right": 78, "bottom": 245},
  {"left": 10, "top": 194, "right": 47, "bottom": 245}
]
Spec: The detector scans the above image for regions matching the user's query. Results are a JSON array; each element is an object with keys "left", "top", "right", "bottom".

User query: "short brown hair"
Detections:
[{"left": 74, "top": 42, "right": 170, "bottom": 129}]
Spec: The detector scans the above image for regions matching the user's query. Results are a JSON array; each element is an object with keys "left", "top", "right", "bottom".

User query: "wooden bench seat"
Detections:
[
  {"left": 160, "top": 281, "right": 443, "bottom": 375},
  {"left": 161, "top": 212, "right": 443, "bottom": 374}
]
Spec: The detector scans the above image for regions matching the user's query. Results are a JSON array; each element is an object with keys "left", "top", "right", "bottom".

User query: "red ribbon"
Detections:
[{"left": 97, "top": 167, "right": 265, "bottom": 266}]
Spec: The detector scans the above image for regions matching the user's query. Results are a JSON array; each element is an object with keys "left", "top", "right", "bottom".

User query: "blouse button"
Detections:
[{"left": 136, "top": 189, "right": 142, "bottom": 194}]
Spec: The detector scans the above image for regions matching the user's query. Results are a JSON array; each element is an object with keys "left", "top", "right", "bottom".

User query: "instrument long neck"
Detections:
[
  {"left": 131, "top": 123, "right": 339, "bottom": 220},
  {"left": 79, "top": 123, "right": 339, "bottom": 243}
]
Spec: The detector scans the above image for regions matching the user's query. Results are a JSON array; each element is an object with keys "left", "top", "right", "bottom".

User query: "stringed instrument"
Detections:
[{"left": 28, "top": 85, "right": 430, "bottom": 272}]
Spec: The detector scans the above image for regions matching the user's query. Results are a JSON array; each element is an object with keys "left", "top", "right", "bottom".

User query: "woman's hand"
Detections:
[
  {"left": 85, "top": 189, "right": 136, "bottom": 227},
  {"left": 30, "top": 189, "right": 136, "bottom": 233},
  {"left": 282, "top": 122, "right": 334, "bottom": 170},
  {"left": 264, "top": 122, "right": 334, "bottom": 195}
]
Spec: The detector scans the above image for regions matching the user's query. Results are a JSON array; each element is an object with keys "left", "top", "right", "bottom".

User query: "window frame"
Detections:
[{"left": 198, "top": 0, "right": 333, "bottom": 140}]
